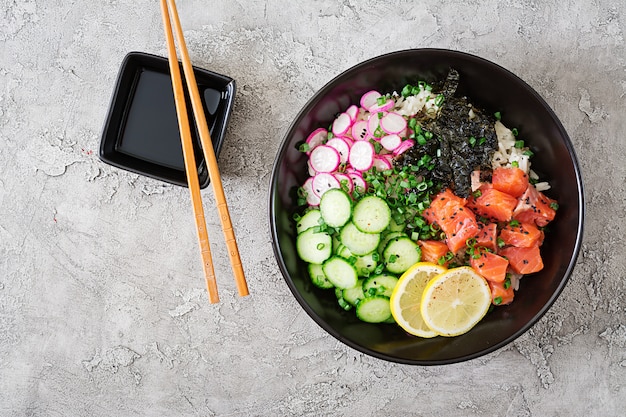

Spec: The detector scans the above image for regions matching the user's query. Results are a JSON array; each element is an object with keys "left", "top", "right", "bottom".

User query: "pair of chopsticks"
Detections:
[{"left": 160, "top": 0, "right": 248, "bottom": 303}]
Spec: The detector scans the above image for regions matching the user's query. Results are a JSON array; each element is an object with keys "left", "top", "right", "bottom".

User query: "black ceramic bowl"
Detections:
[{"left": 269, "top": 49, "right": 584, "bottom": 365}]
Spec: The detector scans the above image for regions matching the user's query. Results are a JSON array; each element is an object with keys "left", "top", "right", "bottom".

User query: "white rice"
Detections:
[{"left": 493, "top": 120, "right": 550, "bottom": 191}]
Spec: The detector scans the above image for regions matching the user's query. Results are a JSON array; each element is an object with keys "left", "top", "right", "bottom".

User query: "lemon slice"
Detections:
[
  {"left": 390, "top": 262, "right": 447, "bottom": 338},
  {"left": 420, "top": 266, "right": 491, "bottom": 337}
]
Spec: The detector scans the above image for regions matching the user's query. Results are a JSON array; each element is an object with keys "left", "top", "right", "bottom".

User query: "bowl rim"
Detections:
[{"left": 269, "top": 48, "right": 585, "bottom": 365}]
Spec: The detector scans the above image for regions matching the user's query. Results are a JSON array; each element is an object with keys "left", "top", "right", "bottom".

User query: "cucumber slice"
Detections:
[
  {"left": 356, "top": 295, "right": 392, "bottom": 323},
  {"left": 323, "top": 256, "right": 358, "bottom": 289},
  {"left": 342, "top": 279, "right": 365, "bottom": 306},
  {"left": 377, "top": 231, "right": 407, "bottom": 256},
  {"left": 319, "top": 188, "right": 352, "bottom": 228},
  {"left": 354, "top": 252, "right": 378, "bottom": 277},
  {"left": 297, "top": 209, "right": 322, "bottom": 234},
  {"left": 340, "top": 222, "right": 380, "bottom": 256},
  {"left": 296, "top": 227, "right": 332, "bottom": 264},
  {"left": 363, "top": 273, "right": 399, "bottom": 298},
  {"left": 335, "top": 287, "right": 352, "bottom": 311},
  {"left": 383, "top": 236, "right": 420, "bottom": 274},
  {"left": 336, "top": 245, "right": 378, "bottom": 277},
  {"left": 352, "top": 195, "right": 391, "bottom": 233},
  {"left": 308, "top": 263, "right": 334, "bottom": 289}
]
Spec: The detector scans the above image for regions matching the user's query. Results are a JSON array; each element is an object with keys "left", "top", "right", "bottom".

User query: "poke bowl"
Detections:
[{"left": 269, "top": 49, "right": 584, "bottom": 365}]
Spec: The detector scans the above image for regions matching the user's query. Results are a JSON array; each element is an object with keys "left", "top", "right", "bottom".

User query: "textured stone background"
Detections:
[{"left": 1, "top": 0, "right": 625, "bottom": 415}]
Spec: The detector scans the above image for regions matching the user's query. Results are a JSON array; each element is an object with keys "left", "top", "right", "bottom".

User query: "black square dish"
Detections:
[{"left": 99, "top": 51, "right": 236, "bottom": 188}]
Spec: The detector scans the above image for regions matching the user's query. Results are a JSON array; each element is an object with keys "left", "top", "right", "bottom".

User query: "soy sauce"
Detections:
[{"left": 116, "top": 68, "right": 222, "bottom": 171}]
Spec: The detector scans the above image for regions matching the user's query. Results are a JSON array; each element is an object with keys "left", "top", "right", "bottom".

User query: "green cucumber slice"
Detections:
[
  {"left": 362, "top": 273, "right": 399, "bottom": 298},
  {"left": 308, "top": 263, "right": 334, "bottom": 289},
  {"left": 296, "top": 227, "right": 332, "bottom": 264},
  {"left": 340, "top": 222, "right": 380, "bottom": 256},
  {"left": 296, "top": 209, "right": 322, "bottom": 234},
  {"left": 323, "top": 256, "right": 358, "bottom": 289},
  {"left": 383, "top": 236, "right": 420, "bottom": 274},
  {"left": 352, "top": 195, "right": 391, "bottom": 233},
  {"left": 320, "top": 188, "right": 352, "bottom": 228},
  {"left": 342, "top": 279, "right": 365, "bottom": 306},
  {"left": 355, "top": 295, "right": 392, "bottom": 323}
]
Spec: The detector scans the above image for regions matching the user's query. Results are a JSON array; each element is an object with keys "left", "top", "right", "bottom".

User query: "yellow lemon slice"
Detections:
[
  {"left": 390, "top": 262, "right": 447, "bottom": 338},
  {"left": 420, "top": 266, "right": 491, "bottom": 337}
]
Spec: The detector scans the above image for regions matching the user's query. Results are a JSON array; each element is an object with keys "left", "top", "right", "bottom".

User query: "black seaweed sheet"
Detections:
[{"left": 398, "top": 69, "right": 498, "bottom": 198}]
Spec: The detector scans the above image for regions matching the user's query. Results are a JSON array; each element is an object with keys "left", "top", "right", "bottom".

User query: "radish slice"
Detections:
[
  {"left": 312, "top": 173, "right": 340, "bottom": 197},
  {"left": 373, "top": 156, "right": 393, "bottom": 171},
  {"left": 346, "top": 105, "right": 359, "bottom": 123},
  {"left": 346, "top": 170, "right": 367, "bottom": 193},
  {"left": 367, "top": 113, "right": 382, "bottom": 138},
  {"left": 326, "top": 138, "right": 351, "bottom": 164},
  {"left": 307, "top": 159, "right": 317, "bottom": 176},
  {"left": 333, "top": 172, "right": 354, "bottom": 193},
  {"left": 368, "top": 97, "right": 394, "bottom": 113},
  {"left": 309, "top": 145, "right": 340, "bottom": 173},
  {"left": 360, "top": 90, "right": 382, "bottom": 111},
  {"left": 380, "top": 112, "right": 407, "bottom": 135},
  {"left": 302, "top": 177, "right": 320, "bottom": 206},
  {"left": 351, "top": 120, "right": 369, "bottom": 141},
  {"left": 393, "top": 139, "right": 415, "bottom": 156},
  {"left": 349, "top": 141, "right": 375, "bottom": 171},
  {"left": 380, "top": 134, "right": 402, "bottom": 151},
  {"left": 332, "top": 112, "right": 352, "bottom": 136},
  {"left": 305, "top": 128, "right": 328, "bottom": 154}
]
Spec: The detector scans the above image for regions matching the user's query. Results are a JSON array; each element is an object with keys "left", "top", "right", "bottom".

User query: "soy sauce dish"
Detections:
[{"left": 269, "top": 49, "right": 584, "bottom": 365}]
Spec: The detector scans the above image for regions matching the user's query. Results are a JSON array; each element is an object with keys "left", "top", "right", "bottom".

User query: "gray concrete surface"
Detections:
[{"left": 1, "top": 0, "right": 625, "bottom": 415}]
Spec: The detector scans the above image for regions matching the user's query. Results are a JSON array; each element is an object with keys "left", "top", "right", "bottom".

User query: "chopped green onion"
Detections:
[
  {"left": 469, "top": 136, "right": 477, "bottom": 147},
  {"left": 511, "top": 128, "right": 519, "bottom": 136},
  {"left": 472, "top": 190, "right": 482, "bottom": 198},
  {"left": 511, "top": 161, "right": 519, "bottom": 168},
  {"left": 493, "top": 296, "right": 503, "bottom": 305},
  {"left": 504, "top": 276, "right": 511, "bottom": 289},
  {"left": 550, "top": 202, "right": 559, "bottom": 211},
  {"left": 523, "top": 149, "right": 534, "bottom": 157},
  {"left": 494, "top": 111, "right": 502, "bottom": 120},
  {"left": 434, "top": 94, "right": 445, "bottom": 106},
  {"left": 509, "top": 220, "right": 520, "bottom": 227},
  {"left": 514, "top": 140, "right": 525, "bottom": 148},
  {"left": 497, "top": 237, "right": 505, "bottom": 248},
  {"left": 377, "top": 96, "right": 387, "bottom": 105},
  {"left": 298, "top": 143, "right": 310, "bottom": 152}
]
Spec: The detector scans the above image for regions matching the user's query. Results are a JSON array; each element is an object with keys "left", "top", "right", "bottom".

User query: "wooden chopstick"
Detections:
[{"left": 160, "top": 0, "right": 249, "bottom": 300}]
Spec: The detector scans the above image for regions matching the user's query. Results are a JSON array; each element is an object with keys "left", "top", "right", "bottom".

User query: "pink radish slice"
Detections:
[
  {"left": 346, "top": 105, "right": 359, "bottom": 122},
  {"left": 380, "top": 112, "right": 407, "bottom": 135},
  {"left": 332, "top": 112, "right": 352, "bottom": 136},
  {"left": 367, "top": 113, "right": 382, "bottom": 138},
  {"left": 346, "top": 170, "right": 367, "bottom": 193},
  {"left": 351, "top": 120, "right": 369, "bottom": 141},
  {"left": 372, "top": 156, "right": 393, "bottom": 171},
  {"left": 393, "top": 139, "right": 415, "bottom": 156},
  {"left": 307, "top": 160, "right": 317, "bottom": 176},
  {"left": 302, "top": 177, "right": 320, "bottom": 206},
  {"left": 305, "top": 128, "right": 328, "bottom": 154},
  {"left": 360, "top": 90, "right": 382, "bottom": 111},
  {"left": 309, "top": 145, "right": 340, "bottom": 173},
  {"left": 312, "top": 173, "right": 340, "bottom": 197},
  {"left": 380, "top": 134, "right": 402, "bottom": 151},
  {"left": 326, "top": 137, "right": 351, "bottom": 164},
  {"left": 333, "top": 172, "right": 354, "bottom": 193},
  {"left": 368, "top": 98, "right": 394, "bottom": 113},
  {"left": 349, "top": 141, "right": 375, "bottom": 171}
]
